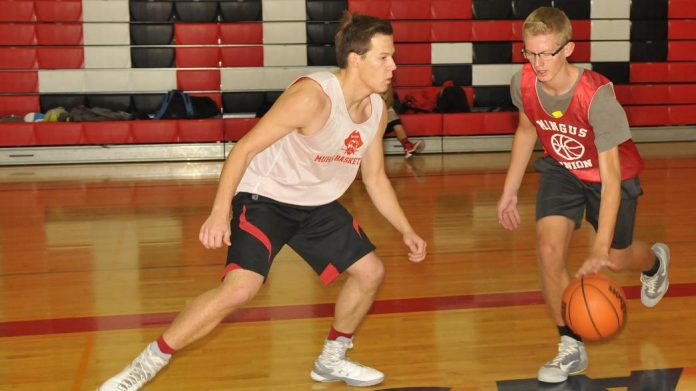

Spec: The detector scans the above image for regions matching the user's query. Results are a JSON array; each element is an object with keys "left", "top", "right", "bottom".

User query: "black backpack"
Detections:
[
  {"left": 436, "top": 85, "right": 470, "bottom": 113},
  {"left": 155, "top": 90, "right": 220, "bottom": 120}
]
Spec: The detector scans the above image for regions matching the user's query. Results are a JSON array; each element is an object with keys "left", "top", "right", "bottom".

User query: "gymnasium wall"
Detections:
[{"left": 0, "top": 0, "right": 695, "bottom": 150}]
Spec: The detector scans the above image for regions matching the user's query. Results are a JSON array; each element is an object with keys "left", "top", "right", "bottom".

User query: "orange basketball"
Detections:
[{"left": 562, "top": 274, "right": 627, "bottom": 341}]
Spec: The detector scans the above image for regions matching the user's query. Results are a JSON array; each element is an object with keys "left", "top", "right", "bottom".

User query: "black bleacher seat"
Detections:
[
  {"left": 630, "top": 41, "right": 668, "bottom": 62},
  {"left": 472, "top": 0, "right": 513, "bottom": 19},
  {"left": 432, "top": 65, "right": 472, "bottom": 87},
  {"left": 307, "top": 45, "right": 337, "bottom": 66},
  {"left": 219, "top": 0, "right": 262, "bottom": 22},
  {"left": 40, "top": 94, "right": 87, "bottom": 112},
  {"left": 132, "top": 93, "right": 165, "bottom": 116},
  {"left": 473, "top": 42, "right": 512, "bottom": 64},
  {"left": 306, "top": 0, "right": 347, "bottom": 22},
  {"left": 591, "top": 62, "right": 630, "bottom": 85},
  {"left": 512, "top": 0, "right": 553, "bottom": 20},
  {"left": 630, "top": 0, "right": 667, "bottom": 20},
  {"left": 307, "top": 22, "right": 338, "bottom": 45},
  {"left": 473, "top": 86, "right": 514, "bottom": 110},
  {"left": 131, "top": 47, "right": 176, "bottom": 68},
  {"left": 630, "top": 20, "right": 668, "bottom": 41},
  {"left": 87, "top": 94, "right": 133, "bottom": 112},
  {"left": 130, "top": 2, "right": 174, "bottom": 22},
  {"left": 258, "top": 90, "right": 283, "bottom": 116},
  {"left": 222, "top": 91, "right": 265, "bottom": 114},
  {"left": 130, "top": 23, "right": 174, "bottom": 46},
  {"left": 174, "top": 2, "right": 219, "bottom": 23},
  {"left": 554, "top": 0, "right": 591, "bottom": 19}
]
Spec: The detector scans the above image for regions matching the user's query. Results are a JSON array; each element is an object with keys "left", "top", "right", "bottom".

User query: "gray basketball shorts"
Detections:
[
  {"left": 223, "top": 192, "right": 376, "bottom": 285},
  {"left": 534, "top": 156, "right": 643, "bottom": 249}
]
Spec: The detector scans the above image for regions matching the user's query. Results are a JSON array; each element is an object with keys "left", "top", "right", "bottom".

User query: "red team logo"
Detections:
[{"left": 343, "top": 130, "right": 363, "bottom": 155}]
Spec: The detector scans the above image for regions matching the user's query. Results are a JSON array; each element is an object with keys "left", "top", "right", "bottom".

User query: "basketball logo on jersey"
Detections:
[
  {"left": 551, "top": 134, "right": 584, "bottom": 160},
  {"left": 343, "top": 130, "right": 363, "bottom": 155}
]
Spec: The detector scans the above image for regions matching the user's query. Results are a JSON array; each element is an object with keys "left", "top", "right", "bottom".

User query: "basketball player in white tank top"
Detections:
[{"left": 98, "top": 13, "right": 426, "bottom": 391}]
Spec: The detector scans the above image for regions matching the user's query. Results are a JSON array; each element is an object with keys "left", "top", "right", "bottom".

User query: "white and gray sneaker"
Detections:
[
  {"left": 537, "top": 336, "right": 588, "bottom": 383},
  {"left": 641, "top": 242, "right": 670, "bottom": 308},
  {"left": 97, "top": 345, "right": 169, "bottom": 391},
  {"left": 310, "top": 336, "right": 384, "bottom": 387}
]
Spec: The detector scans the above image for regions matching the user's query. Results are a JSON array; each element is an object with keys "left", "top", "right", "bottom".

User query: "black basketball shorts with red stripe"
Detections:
[{"left": 223, "top": 192, "right": 376, "bottom": 285}]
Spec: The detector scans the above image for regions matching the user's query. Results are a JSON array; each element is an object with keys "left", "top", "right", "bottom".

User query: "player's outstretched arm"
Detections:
[{"left": 497, "top": 112, "right": 538, "bottom": 231}]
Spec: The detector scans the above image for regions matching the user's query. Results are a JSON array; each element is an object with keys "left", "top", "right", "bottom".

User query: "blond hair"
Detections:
[{"left": 523, "top": 7, "right": 572, "bottom": 46}]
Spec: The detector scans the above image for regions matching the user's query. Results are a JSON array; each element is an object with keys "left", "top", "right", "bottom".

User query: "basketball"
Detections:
[{"left": 562, "top": 274, "right": 627, "bottom": 341}]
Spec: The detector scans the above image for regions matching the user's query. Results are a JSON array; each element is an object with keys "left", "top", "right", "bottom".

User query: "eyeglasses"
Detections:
[{"left": 521, "top": 42, "right": 568, "bottom": 61}]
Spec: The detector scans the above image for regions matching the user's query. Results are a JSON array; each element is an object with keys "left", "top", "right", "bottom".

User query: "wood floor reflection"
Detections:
[{"left": 1, "top": 142, "right": 695, "bottom": 390}]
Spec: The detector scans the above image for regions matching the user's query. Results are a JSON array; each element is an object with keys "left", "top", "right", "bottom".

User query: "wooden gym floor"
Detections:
[{"left": 1, "top": 142, "right": 695, "bottom": 390}]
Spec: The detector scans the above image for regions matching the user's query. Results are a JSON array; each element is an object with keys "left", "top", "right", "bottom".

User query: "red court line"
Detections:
[{"left": 1, "top": 283, "right": 694, "bottom": 338}]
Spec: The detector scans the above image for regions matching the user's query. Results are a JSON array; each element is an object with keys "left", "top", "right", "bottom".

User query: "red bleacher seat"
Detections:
[
  {"left": 34, "top": 122, "right": 83, "bottom": 145},
  {"left": 668, "top": 20, "right": 696, "bottom": 39},
  {"left": 178, "top": 119, "right": 224, "bottom": 142},
  {"left": 37, "top": 47, "right": 84, "bottom": 69},
  {"left": 176, "top": 70, "right": 221, "bottom": 91},
  {"left": 82, "top": 122, "right": 133, "bottom": 144},
  {"left": 393, "top": 66, "right": 433, "bottom": 87},
  {"left": 0, "top": 123, "right": 35, "bottom": 146},
  {"left": 389, "top": 0, "right": 431, "bottom": 19},
  {"left": 348, "top": 0, "right": 390, "bottom": 19},
  {"left": 431, "top": 0, "right": 472, "bottom": 19},
  {"left": 220, "top": 46, "right": 263, "bottom": 67},
  {"left": 400, "top": 113, "right": 442, "bottom": 136},
  {"left": 0, "top": 95, "right": 39, "bottom": 116},
  {"left": 667, "top": 62, "right": 696, "bottom": 82},
  {"left": 131, "top": 120, "right": 178, "bottom": 143},
  {"left": 669, "top": 0, "right": 696, "bottom": 18},
  {"left": 394, "top": 43, "right": 431, "bottom": 65},
  {"left": 0, "top": 23, "right": 35, "bottom": 45},
  {"left": 669, "top": 84, "right": 696, "bottom": 104},
  {"left": 0, "top": 71, "right": 38, "bottom": 93},
  {"left": 224, "top": 117, "right": 259, "bottom": 141},
  {"left": 442, "top": 112, "right": 517, "bottom": 135},
  {"left": 0, "top": 1, "right": 35, "bottom": 22},
  {"left": 175, "top": 23, "right": 219, "bottom": 45},
  {"left": 0, "top": 48, "right": 37, "bottom": 69},
  {"left": 668, "top": 41, "right": 696, "bottom": 61},
  {"left": 568, "top": 41, "right": 590, "bottom": 62},
  {"left": 34, "top": 0, "right": 82, "bottom": 22},
  {"left": 570, "top": 20, "right": 591, "bottom": 41},
  {"left": 219, "top": 22, "right": 263, "bottom": 44},
  {"left": 176, "top": 47, "right": 221, "bottom": 68},
  {"left": 35, "top": 23, "right": 83, "bottom": 45},
  {"left": 431, "top": 21, "right": 473, "bottom": 42},
  {"left": 614, "top": 85, "right": 669, "bottom": 105},
  {"left": 391, "top": 21, "right": 431, "bottom": 43},
  {"left": 630, "top": 63, "right": 668, "bottom": 83},
  {"left": 624, "top": 106, "right": 670, "bottom": 126},
  {"left": 669, "top": 105, "right": 696, "bottom": 125},
  {"left": 472, "top": 21, "right": 517, "bottom": 41}
]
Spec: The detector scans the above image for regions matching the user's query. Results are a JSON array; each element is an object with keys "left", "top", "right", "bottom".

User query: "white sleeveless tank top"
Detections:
[{"left": 236, "top": 71, "right": 384, "bottom": 206}]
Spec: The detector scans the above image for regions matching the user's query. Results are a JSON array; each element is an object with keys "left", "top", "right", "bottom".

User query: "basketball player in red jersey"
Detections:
[
  {"left": 496, "top": 7, "right": 670, "bottom": 384},
  {"left": 98, "top": 13, "right": 426, "bottom": 390}
]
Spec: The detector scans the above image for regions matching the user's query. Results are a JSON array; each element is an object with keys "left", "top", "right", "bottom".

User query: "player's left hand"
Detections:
[
  {"left": 576, "top": 251, "right": 614, "bottom": 277},
  {"left": 403, "top": 231, "right": 426, "bottom": 263}
]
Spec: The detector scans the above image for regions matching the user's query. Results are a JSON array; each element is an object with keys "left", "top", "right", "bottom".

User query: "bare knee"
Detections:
[
  {"left": 537, "top": 240, "right": 567, "bottom": 276},
  {"left": 347, "top": 255, "right": 385, "bottom": 290},
  {"left": 215, "top": 272, "right": 263, "bottom": 312}
]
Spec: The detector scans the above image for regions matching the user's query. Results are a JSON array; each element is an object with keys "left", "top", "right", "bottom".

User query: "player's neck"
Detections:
[
  {"left": 335, "top": 69, "right": 373, "bottom": 120},
  {"left": 539, "top": 64, "right": 578, "bottom": 96}
]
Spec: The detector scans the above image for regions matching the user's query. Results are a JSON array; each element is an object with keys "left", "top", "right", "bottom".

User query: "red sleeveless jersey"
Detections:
[{"left": 520, "top": 64, "right": 643, "bottom": 182}]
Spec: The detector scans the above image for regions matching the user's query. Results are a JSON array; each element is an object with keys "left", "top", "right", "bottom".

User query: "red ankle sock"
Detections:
[
  {"left": 327, "top": 326, "right": 353, "bottom": 341},
  {"left": 156, "top": 336, "right": 176, "bottom": 355}
]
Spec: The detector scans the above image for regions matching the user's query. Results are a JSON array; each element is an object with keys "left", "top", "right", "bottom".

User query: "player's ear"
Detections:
[
  {"left": 347, "top": 51, "right": 361, "bottom": 68},
  {"left": 563, "top": 41, "right": 575, "bottom": 58}
]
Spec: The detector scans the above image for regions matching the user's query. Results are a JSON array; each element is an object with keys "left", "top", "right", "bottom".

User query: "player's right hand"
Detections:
[
  {"left": 199, "top": 212, "right": 232, "bottom": 249},
  {"left": 497, "top": 193, "right": 520, "bottom": 231}
]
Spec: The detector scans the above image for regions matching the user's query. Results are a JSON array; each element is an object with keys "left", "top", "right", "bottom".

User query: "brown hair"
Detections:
[
  {"left": 334, "top": 12, "right": 393, "bottom": 69},
  {"left": 523, "top": 6, "right": 572, "bottom": 46}
]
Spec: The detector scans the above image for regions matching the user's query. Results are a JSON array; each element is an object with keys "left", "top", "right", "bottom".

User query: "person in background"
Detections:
[{"left": 382, "top": 84, "right": 425, "bottom": 159}]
